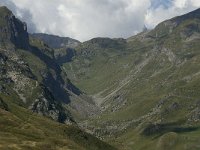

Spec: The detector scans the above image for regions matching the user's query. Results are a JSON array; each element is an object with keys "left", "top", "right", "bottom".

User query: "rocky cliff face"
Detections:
[
  {"left": 0, "top": 6, "right": 75, "bottom": 124},
  {"left": 29, "top": 34, "right": 100, "bottom": 121},
  {"left": 0, "top": 48, "right": 74, "bottom": 123},
  {"left": 0, "top": 6, "right": 99, "bottom": 124},
  {"left": 0, "top": 6, "right": 29, "bottom": 50}
]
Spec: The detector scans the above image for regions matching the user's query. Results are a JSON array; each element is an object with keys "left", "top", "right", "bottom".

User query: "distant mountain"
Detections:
[{"left": 30, "top": 33, "right": 80, "bottom": 49}]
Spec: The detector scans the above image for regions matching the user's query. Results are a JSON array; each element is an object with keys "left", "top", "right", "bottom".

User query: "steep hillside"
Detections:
[
  {"left": 0, "top": 6, "right": 116, "bottom": 150},
  {"left": 0, "top": 6, "right": 74, "bottom": 124},
  {"left": 63, "top": 37, "right": 128, "bottom": 95},
  {"left": 61, "top": 8, "right": 200, "bottom": 150},
  {"left": 0, "top": 5, "right": 100, "bottom": 123},
  {"left": 0, "top": 48, "right": 73, "bottom": 123},
  {"left": 30, "top": 33, "right": 80, "bottom": 65}
]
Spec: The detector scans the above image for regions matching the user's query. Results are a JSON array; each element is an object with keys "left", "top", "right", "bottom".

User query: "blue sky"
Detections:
[
  {"left": 0, "top": 0, "right": 199, "bottom": 41},
  {"left": 151, "top": 0, "right": 172, "bottom": 8}
]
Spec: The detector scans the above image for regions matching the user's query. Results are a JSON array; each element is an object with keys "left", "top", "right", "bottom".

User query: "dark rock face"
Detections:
[
  {"left": 9, "top": 16, "right": 29, "bottom": 49},
  {"left": 0, "top": 6, "right": 29, "bottom": 50},
  {"left": 29, "top": 85, "right": 74, "bottom": 124},
  {"left": 29, "top": 44, "right": 82, "bottom": 103}
]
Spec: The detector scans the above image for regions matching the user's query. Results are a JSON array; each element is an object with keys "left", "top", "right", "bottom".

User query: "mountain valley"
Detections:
[{"left": 0, "top": 5, "right": 200, "bottom": 150}]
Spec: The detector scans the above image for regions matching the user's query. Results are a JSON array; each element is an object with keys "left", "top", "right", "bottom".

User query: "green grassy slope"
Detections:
[
  {"left": 0, "top": 94, "right": 116, "bottom": 150},
  {"left": 62, "top": 8, "right": 200, "bottom": 149}
]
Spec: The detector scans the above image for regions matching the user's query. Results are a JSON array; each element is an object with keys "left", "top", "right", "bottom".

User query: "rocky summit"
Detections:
[
  {"left": 0, "top": 6, "right": 200, "bottom": 150},
  {"left": 0, "top": 6, "right": 29, "bottom": 50}
]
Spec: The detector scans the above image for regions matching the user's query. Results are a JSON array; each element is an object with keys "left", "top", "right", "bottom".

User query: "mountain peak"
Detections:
[
  {"left": 0, "top": 6, "right": 29, "bottom": 50},
  {"left": 0, "top": 6, "right": 12, "bottom": 16}
]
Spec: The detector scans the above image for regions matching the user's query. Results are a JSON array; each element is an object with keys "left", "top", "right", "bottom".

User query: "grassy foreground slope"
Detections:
[{"left": 0, "top": 94, "right": 116, "bottom": 150}]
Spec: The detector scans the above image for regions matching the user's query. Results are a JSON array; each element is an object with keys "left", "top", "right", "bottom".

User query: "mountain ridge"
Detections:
[
  {"left": 30, "top": 33, "right": 81, "bottom": 49},
  {"left": 58, "top": 7, "right": 200, "bottom": 149}
]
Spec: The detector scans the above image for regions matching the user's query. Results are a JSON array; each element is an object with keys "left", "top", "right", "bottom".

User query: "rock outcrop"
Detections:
[{"left": 0, "top": 6, "right": 29, "bottom": 50}]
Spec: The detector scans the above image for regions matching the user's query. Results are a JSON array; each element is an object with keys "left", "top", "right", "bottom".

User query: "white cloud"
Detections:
[
  {"left": 145, "top": 0, "right": 200, "bottom": 28},
  {"left": 174, "top": 0, "right": 188, "bottom": 8},
  {"left": 0, "top": 0, "right": 199, "bottom": 41}
]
